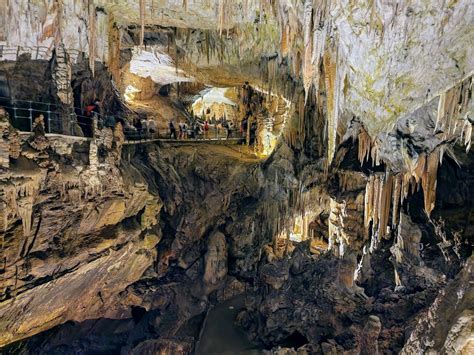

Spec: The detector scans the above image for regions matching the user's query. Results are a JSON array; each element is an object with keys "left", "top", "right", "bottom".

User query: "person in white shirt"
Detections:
[
  {"left": 178, "top": 121, "right": 184, "bottom": 139},
  {"left": 140, "top": 118, "right": 148, "bottom": 138},
  {"left": 147, "top": 119, "right": 157, "bottom": 134}
]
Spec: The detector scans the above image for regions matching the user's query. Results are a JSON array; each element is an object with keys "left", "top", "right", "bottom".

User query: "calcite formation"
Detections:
[{"left": 0, "top": 0, "right": 472, "bottom": 354}]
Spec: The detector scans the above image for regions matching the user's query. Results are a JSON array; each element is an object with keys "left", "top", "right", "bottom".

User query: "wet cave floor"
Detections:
[{"left": 196, "top": 296, "right": 262, "bottom": 355}]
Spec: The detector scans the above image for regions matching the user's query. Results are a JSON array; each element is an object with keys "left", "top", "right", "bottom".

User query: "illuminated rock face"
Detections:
[{"left": 0, "top": 1, "right": 473, "bottom": 354}]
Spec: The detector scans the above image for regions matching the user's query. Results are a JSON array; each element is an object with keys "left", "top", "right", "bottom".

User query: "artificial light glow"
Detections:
[
  {"left": 191, "top": 87, "right": 237, "bottom": 117},
  {"left": 129, "top": 47, "right": 194, "bottom": 85},
  {"left": 253, "top": 87, "right": 291, "bottom": 157},
  {"left": 124, "top": 85, "right": 140, "bottom": 102}
]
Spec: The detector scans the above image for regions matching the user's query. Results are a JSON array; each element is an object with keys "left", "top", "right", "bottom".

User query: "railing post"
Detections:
[
  {"left": 46, "top": 104, "right": 51, "bottom": 133},
  {"left": 70, "top": 113, "right": 75, "bottom": 136},
  {"left": 28, "top": 101, "right": 33, "bottom": 131},
  {"left": 12, "top": 100, "right": 17, "bottom": 127}
]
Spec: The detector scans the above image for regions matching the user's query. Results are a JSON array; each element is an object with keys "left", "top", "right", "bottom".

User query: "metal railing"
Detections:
[
  {"left": 0, "top": 45, "right": 82, "bottom": 63},
  {"left": 0, "top": 96, "right": 99, "bottom": 137},
  {"left": 1, "top": 96, "right": 245, "bottom": 144},
  {"left": 123, "top": 127, "right": 244, "bottom": 142}
]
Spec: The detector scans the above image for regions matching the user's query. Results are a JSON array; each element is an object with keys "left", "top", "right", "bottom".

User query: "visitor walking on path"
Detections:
[
  {"left": 182, "top": 122, "right": 188, "bottom": 139},
  {"left": 204, "top": 120, "right": 210, "bottom": 139},
  {"left": 178, "top": 121, "right": 184, "bottom": 139},
  {"left": 169, "top": 120, "right": 177, "bottom": 139}
]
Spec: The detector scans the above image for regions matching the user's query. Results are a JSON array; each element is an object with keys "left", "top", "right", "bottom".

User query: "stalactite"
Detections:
[
  {"left": 311, "top": 1, "right": 328, "bottom": 95},
  {"left": 17, "top": 202, "right": 33, "bottom": 238},
  {"left": 108, "top": 17, "right": 121, "bottom": 86},
  {"left": 323, "top": 49, "right": 337, "bottom": 164},
  {"left": 378, "top": 173, "right": 393, "bottom": 239},
  {"left": 364, "top": 175, "right": 375, "bottom": 236},
  {"left": 88, "top": 0, "right": 96, "bottom": 76},
  {"left": 462, "top": 120, "right": 472, "bottom": 152},
  {"left": 302, "top": 0, "right": 313, "bottom": 102},
  {"left": 421, "top": 149, "right": 440, "bottom": 215},
  {"left": 435, "top": 76, "right": 473, "bottom": 148},
  {"left": 281, "top": 24, "right": 289, "bottom": 56},
  {"left": 3, "top": 176, "right": 43, "bottom": 238},
  {"left": 392, "top": 174, "right": 402, "bottom": 227},
  {"left": 358, "top": 128, "right": 371, "bottom": 163},
  {"left": 139, "top": 0, "right": 145, "bottom": 46},
  {"left": 364, "top": 173, "right": 394, "bottom": 241},
  {"left": 218, "top": 0, "right": 227, "bottom": 36}
]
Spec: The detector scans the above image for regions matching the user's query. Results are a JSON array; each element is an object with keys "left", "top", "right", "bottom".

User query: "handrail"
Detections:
[
  {"left": 0, "top": 96, "right": 106, "bottom": 117},
  {"left": 0, "top": 45, "right": 83, "bottom": 63},
  {"left": 1, "top": 99, "right": 244, "bottom": 143}
]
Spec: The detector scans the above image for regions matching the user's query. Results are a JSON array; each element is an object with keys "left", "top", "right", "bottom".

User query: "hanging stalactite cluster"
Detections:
[
  {"left": 359, "top": 75, "right": 473, "bottom": 247},
  {"left": 436, "top": 76, "right": 473, "bottom": 152}
]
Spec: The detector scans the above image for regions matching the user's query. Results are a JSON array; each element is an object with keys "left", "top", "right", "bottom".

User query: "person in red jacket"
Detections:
[{"left": 204, "top": 120, "right": 210, "bottom": 139}]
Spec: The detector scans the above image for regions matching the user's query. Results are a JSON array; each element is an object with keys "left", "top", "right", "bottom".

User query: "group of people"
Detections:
[
  {"left": 168, "top": 118, "right": 237, "bottom": 140},
  {"left": 80, "top": 99, "right": 243, "bottom": 142},
  {"left": 168, "top": 120, "right": 198, "bottom": 139},
  {"left": 81, "top": 99, "right": 161, "bottom": 140},
  {"left": 133, "top": 117, "right": 158, "bottom": 134}
]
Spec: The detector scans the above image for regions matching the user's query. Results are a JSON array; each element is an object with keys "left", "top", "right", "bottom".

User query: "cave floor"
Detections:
[
  {"left": 172, "top": 144, "right": 263, "bottom": 163},
  {"left": 196, "top": 296, "right": 262, "bottom": 355}
]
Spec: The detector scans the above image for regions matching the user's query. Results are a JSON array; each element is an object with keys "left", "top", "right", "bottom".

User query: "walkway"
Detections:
[
  {"left": 2, "top": 96, "right": 242, "bottom": 146},
  {"left": 0, "top": 45, "right": 82, "bottom": 63}
]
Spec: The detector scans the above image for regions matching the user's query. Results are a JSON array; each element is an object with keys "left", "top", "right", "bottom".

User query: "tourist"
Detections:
[
  {"left": 193, "top": 122, "right": 200, "bottom": 138},
  {"left": 178, "top": 121, "right": 184, "bottom": 139},
  {"left": 104, "top": 115, "right": 116, "bottom": 129},
  {"left": 33, "top": 114, "right": 45, "bottom": 135},
  {"left": 241, "top": 118, "right": 248, "bottom": 138},
  {"left": 169, "top": 120, "right": 177, "bottom": 139},
  {"left": 148, "top": 118, "right": 157, "bottom": 135},
  {"left": 182, "top": 122, "right": 188, "bottom": 139},
  {"left": 223, "top": 120, "right": 231, "bottom": 138},
  {"left": 123, "top": 120, "right": 137, "bottom": 139},
  {"left": 92, "top": 100, "right": 101, "bottom": 116},
  {"left": 78, "top": 112, "right": 92, "bottom": 137},
  {"left": 134, "top": 117, "right": 142, "bottom": 134},
  {"left": 85, "top": 103, "right": 96, "bottom": 118},
  {"left": 216, "top": 120, "right": 223, "bottom": 139},
  {"left": 140, "top": 117, "right": 148, "bottom": 138},
  {"left": 204, "top": 120, "right": 210, "bottom": 139}
]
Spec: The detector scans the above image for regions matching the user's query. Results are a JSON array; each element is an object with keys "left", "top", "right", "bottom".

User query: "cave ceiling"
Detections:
[
  {"left": 101, "top": 0, "right": 474, "bottom": 136},
  {"left": 7, "top": 0, "right": 472, "bottom": 135}
]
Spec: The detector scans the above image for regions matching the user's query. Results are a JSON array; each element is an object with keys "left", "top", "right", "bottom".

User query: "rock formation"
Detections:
[{"left": 0, "top": 1, "right": 472, "bottom": 354}]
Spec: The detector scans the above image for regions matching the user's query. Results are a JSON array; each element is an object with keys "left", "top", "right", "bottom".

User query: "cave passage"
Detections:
[{"left": 0, "top": 1, "right": 472, "bottom": 354}]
